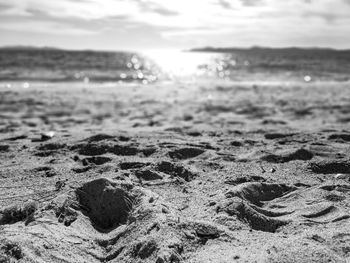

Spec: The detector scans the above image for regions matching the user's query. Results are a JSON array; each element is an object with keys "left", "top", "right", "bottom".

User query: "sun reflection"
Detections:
[
  {"left": 23, "top": 82, "right": 30, "bottom": 89},
  {"left": 144, "top": 49, "right": 217, "bottom": 79}
]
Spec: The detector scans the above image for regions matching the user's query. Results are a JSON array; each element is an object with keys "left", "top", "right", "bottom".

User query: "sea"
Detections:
[{"left": 0, "top": 47, "right": 349, "bottom": 85}]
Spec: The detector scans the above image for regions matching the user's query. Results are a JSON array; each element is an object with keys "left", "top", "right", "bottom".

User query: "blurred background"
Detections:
[{"left": 0, "top": 0, "right": 350, "bottom": 84}]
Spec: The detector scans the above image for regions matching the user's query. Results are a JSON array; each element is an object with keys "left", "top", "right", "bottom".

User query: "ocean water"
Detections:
[{"left": 0, "top": 48, "right": 349, "bottom": 84}]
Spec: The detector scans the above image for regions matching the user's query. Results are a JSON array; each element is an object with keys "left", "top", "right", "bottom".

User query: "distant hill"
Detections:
[
  {"left": 0, "top": 45, "right": 62, "bottom": 51},
  {"left": 0, "top": 45, "right": 136, "bottom": 54},
  {"left": 189, "top": 46, "right": 350, "bottom": 53}
]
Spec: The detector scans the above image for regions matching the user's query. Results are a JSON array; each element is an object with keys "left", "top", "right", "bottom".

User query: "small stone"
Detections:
[
  {"left": 231, "top": 141, "right": 243, "bottom": 147},
  {"left": 41, "top": 131, "right": 55, "bottom": 141}
]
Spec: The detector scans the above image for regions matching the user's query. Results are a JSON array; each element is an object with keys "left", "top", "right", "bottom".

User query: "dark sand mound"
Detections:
[
  {"left": 37, "top": 142, "right": 66, "bottom": 151},
  {"left": 156, "top": 161, "right": 197, "bottom": 181},
  {"left": 261, "top": 148, "right": 314, "bottom": 163},
  {"left": 83, "top": 133, "right": 115, "bottom": 142},
  {"left": 224, "top": 175, "right": 266, "bottom": 185},
  {"left": 134, "top": 169, "right": 164, "bottom": 181},
  {"left": 73, "top": 142, "right": 141, "bottom": 156},
  {"left": 168, "top": 147, "right": 205, "bottom": 159},
  {"left": 120, "top": 161, "right": 151, "bottom": 170},
  {"left": 264, "top": 132, "right": 295, "bottom": 140},
  {"left": 77, "top": 178, "right": 134, "bottom": 230},
  {"left": 0, "top": 241, "right": 24, "bottom": 262},
  {"left": 110, "top": 144, "right": 139, "bottom": 156},
  {"left": 0, "top": 144, "right": 9, "bottom": 151},
  {"left": 225, "top": 182, "right": 297, "bottom": 206},
  {"left": 81, "top": 156, "right": 112, "bottom": 166},
  {"left": 3, "top": 135, "right": 27, "bottom": 141},
  {"left": 74, "top": 142, "right": 110, "bottom": 156},
  {"left": 0, "top": 201, "right": 37, "bottom": 225},
  {"left": 328, "top": 133, "right": 350, "bottom": 142},
  {"left": 309, "top": 160, "right": 350, "bottom": 174}
]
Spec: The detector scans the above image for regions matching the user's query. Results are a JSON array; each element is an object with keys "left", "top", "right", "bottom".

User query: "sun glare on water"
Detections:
[{"left": 144, "top": 49, "right": 216, "bottom": 79}]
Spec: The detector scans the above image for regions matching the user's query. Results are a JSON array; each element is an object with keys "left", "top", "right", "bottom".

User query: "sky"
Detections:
[{"left": 0, "top": 0, "right": 350, "bottom": 51}]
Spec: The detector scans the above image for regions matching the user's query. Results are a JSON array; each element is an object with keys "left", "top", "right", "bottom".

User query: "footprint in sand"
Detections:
[
  {"left": 34, "top": 143, "right": 66, "bottom": 157},
  {"left": 156, "top": 161, "right": 197, "bottom": 182},
  {"left": 308, "top": 160, "right": 350, "bottom": 174},
  {"left": 73, "top": 140, "right": 155, "bottom": 157},
  {"left": 119, "top": 162, "right": 151, "bottom": 170},
  {"left": 264, "top": 132, "right": 296, "bottom": 140},
  {"left": 168, "top": 147, "right": 205, "bottom": 160},
  {"left": 0, "top": 144, "right": 9, "bottom": 152},
  {"left": 220, "top": 182, "right": 350, "bottom": 232},
  {"left": 328, "top": 133, "right": 350, "bottom": 142},
  {"left": 260, "top": 148, "right": 313, "bottom": 163},
  {"left": 81, "top": 156, "right": 112, "bottom": 166}
]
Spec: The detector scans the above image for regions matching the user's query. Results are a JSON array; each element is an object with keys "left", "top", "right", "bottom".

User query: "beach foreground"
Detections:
[{"left": 1, "top": 81, "right": 350, "bottom": 262}]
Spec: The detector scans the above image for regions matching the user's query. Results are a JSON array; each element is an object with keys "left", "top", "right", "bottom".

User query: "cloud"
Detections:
[
  {"left": 162, "top": 27, "right": 234, "bottom": 37},
  {"left": 0, "top": 0, "right": 179, "bottom": 20},
  {"left": 240, "top": 0, "right": 263, "bottom": 7},
  {"left": 0, "top": 1, "right": 31, "bottom": 16},
  {"left": 134, "top": 0, "right": 179, "bottom": 16},
  {"left": 0, "top": 20, "right": 96, "bottom": 35},
  {"left": 0, "top": 0, "right": 350, "bottom": 49},
  {"left": 0, "top": 3, "right": 11, "bottom": 9},
  {"left": 150, "top": 7, "right": 178, "bottom": 16},
  {"left": 303, "top": 11, "right": 338, "bottom": 23},
  {"left": 218, "top": 0, "right": 232, "bottom": 9}
]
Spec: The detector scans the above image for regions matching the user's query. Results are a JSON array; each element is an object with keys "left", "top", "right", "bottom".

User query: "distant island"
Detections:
[
  {"left": 189, "top": 46, "right": 350, "bottom": 53},
  {"left": 0, "top": 45, "right": 62, "bottom": 51},
  {"left": 0, "top": 45, "right": 136, "bottom": 54}
]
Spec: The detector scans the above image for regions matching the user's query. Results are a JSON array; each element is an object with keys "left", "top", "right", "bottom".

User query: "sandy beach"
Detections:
[{"left": 1, "top": 80, "right": 350, "bottom": 262}]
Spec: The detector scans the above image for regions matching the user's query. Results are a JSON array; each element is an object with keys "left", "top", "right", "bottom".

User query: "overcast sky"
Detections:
[{"left": 0, "top": 0, "right": 349, "bottom": 51}]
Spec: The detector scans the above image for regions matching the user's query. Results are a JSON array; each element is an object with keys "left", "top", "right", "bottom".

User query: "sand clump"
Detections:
[
  {"left": 76, "top": 178, "right": 134, "bottom": 230},
  {"left": 0, "top": 201, "right": 37, "bottom": 225},
  {"left": 308, "top": 160, "right": 350, "bottom": 174}
]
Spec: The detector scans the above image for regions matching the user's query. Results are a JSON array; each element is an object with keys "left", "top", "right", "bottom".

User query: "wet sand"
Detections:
[{"left": 1, "top": 81, "right": 350, "bottom": 262}]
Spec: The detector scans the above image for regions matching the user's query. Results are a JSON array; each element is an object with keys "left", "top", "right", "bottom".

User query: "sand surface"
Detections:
[{"left": 1, "top": 81, "right": 350, "bottom": 262}]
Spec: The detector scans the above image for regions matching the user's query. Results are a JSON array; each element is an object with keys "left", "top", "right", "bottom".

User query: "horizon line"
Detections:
[{"left": 1, "top": 44, "right": 350, "bottom": 53}]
